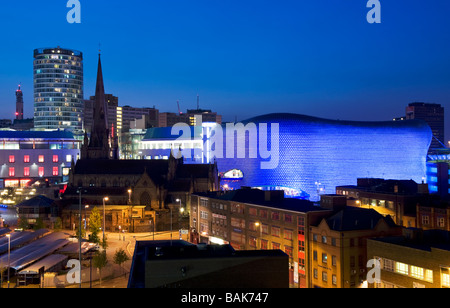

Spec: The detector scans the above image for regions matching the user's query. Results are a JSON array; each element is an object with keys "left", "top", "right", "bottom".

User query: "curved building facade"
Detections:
[
  {"left": 215, "top": 113, "right": 432, "bottom": 201},
  {"left": 33, "top": 47, "right": 84, "bottom": 130}
]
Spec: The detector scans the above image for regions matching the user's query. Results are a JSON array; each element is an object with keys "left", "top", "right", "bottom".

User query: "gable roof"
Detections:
[{"left": 325, "top": 207, "right": 397, "bottom": 231}]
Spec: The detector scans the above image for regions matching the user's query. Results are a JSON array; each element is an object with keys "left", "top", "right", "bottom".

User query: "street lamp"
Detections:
[
  {"left": 6, "top": 234, "right": 10, "bottom": 288},
  {"left": 84, "top": 205, "right": 89, "bottom": 238},
  {"left": 76, "top": 188, "right": 87, "bottom": 288},
  {"left": 103, "top": 197, "right": 109, "bottom": 243}
]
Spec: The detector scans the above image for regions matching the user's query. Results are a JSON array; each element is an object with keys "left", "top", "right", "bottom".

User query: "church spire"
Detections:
[{"left": 81, "top": 51, "right": 111, "bottom": 160}]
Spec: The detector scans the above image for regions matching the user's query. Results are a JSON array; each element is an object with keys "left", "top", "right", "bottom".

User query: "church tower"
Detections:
[{"left": 81, "top": 53, "right": 116, "bottom": 159}]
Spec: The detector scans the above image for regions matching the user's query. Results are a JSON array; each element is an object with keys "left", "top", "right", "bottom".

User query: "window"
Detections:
[
  {"left": 271, "top": 226, "right": 280, "bottom": 237},
  {"left": 332, "top": 275, "right": 337, "bottom": 285},
  {"left": 437, "top": 217, "right": 445, "bottom": 228},
  {"left": 313, "top": 234, "right": 318, "bottom": 242},
  {"left": 313, "top": 269, "right": 318, "bottom": 279},
  {"left": 410, "top": 266, "right": 424, "bottom": 280},
  {"left": 261, "top": 239, "right": 268, "bottom": 250},
  {"left": 24, "top": 155, "right": 30, "bottom": 163},
  {"left": 313, "top": 250, "right": 318, "bottom": 261},
  {"left": 260, "top": 209, "right": 268, "bottom": 219},
  {"left": 331, "top": 238, "right": 337, "bottom": 246},
  {"left": 299, "top": 240, "right": 305, "bottom": 252},
  {"left": 9, "top": 167, "right": 15, "bottom": 177},
  {"left": 272, "top": 242, "right": 280, "bottom": 250},
  {"left": 9, "top": 155, "right": 15, "bottom": 163},
  {"left": 271, "top": 211, "right": 280, "bottom": 221},
  {"left": 53, "top": 167, "right": 59, "bottom": 176},
  {"left": 38, "top": 155, "right": 44, "bottom": 163},
  {"left": 66, "top": 154, "right": 72, "bottom": 162},
  {"left": 298, "top": 216, "right": 305, "bottom": 235},
  {"left": 422, "top": 215, "right": 430, "bottom": 226},
  {"left": 332, "top": 255, "right": 337, "bottom": 266},
  {"left": 249, "top": 208, "right": 258, "bottom": 216},
  {"left": 322, "top": 236, "right": 327, "bottom": 244},
  {"left": 322, "top": 253, "right": 328, "bottom": 264},
  {"left": 24, "top": 167, "right": 30, "bottom": 177},
  {"left": 285, "top": 214, "right": 293, "bottom": 223},
  {"left": 322, "top": 271, "right": 328, "bottom": 282},
  {"left": 443, "top": 274, "right": 450, "bottom": 287},
  {"left": 383, "top": 259, "right": 394, "bottom": 272},
  {"left": 39, "top": 167, "right": 44, "bottom": 177},
  {"left": 284, "top": 246, "right": 293, "bottom": 258},
  {"left": 53, "top": 155, "right": 59, "bottom": 163},
  {"left": 284, "top": 229, "right": 293, "bottom": 240}
]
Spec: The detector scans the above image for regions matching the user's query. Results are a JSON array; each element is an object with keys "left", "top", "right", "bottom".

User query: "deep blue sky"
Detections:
[{"left": 0, "top": 0, "right": 449, "bottom": 141}]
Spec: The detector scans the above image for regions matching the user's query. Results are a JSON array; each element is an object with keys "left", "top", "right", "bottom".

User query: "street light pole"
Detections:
[
  {"left": 6, "top": 234, "right": 10, "bottom": 288},
  {"left": 77, "top": 188, "right": 83, "bottom": 288},
  {"left": 103, "top": 197, "right": 109, "bottom": 244}
]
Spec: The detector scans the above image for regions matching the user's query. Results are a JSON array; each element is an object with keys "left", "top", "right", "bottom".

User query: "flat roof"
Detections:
[{"left": 193, "top": 189, "right": 327, "bottom": 214}]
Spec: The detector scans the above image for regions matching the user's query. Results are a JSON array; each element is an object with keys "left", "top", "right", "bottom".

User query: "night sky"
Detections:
[{"left": 0, "top": 0, "right": 449, "bottom": 141}]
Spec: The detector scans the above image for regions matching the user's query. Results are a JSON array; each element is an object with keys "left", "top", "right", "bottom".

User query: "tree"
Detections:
[
  {"left": 92, "top": 250, "right": 108, "bottom": 286},
  {"left": 113, "top": 249, "right": 130, "bottom": 275},
  {"left": 17, "top": 216, "right": 29, "bottom": 230},
  {"left": 33, "top": 217, "right": 45, "bottom": 230},
  {"left": 53, "top": 217, "right": 62, "bottom": 231},
  {"left": 89, "top": 207, "right": 102, "bottom": 245}
]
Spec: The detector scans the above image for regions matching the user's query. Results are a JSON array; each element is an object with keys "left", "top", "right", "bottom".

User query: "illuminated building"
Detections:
[
  {"left": 367, "top": 228, "right": 450, "bottom": 288},
  {"left": 336, "top": 178, "right": 430, "bottom": 228},
  {"left": 0, "top": 130, "right": 81, "bottom": 187},
  {"left": 214, "top": 113, "right": 432, "bottom": 201},
  {"left": 33, "top": 47, "right": 84, "bottom": 130},
  {"left": 190, "top": 188, "right": 332, "bottom": 288},
  {"left": 426, "top": 148, "right": 450, "bottom": 197},
  {"left": 310, "top": 196, "right": 402, "bottom": 288}
]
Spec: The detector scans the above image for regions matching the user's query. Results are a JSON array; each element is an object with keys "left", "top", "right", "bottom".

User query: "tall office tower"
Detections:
[
  {"left": 33, "top": 47, "right": 84, "bottom": 130},
  {"left": 406, "top": 103, "right": 445, "bottom": 149},
  {"left": 15, "top": 85, "right": 24, "bottom": 120}
]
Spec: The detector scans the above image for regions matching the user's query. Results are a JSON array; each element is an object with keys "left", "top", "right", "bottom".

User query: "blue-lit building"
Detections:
[
  {"left": 139, "top": 113, "right": 432, "bottom": 201},
  {"left": 426, "top": 148, "right": 450, "bottom": 197},
  {"left": 0, "top": 130, "right": 81, "bottom": 187}
]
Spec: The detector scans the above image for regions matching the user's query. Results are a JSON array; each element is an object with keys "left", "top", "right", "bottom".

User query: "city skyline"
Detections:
[{"left": 0, "top": 0, "right": 449, "bottom": 140}]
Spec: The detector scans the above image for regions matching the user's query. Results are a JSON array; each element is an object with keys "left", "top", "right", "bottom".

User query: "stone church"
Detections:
[{"left": 61, "top": 54, "right": 219, "bottom": 232}]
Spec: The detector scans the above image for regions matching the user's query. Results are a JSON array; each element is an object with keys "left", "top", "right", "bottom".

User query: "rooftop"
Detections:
[{"left": 194, "top": 188, "right": 326, "bottom": 213}]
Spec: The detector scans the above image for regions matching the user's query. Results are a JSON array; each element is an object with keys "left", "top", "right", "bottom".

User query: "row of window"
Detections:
[
  {"left": 377, "top": 257, "right": 434, "bottom": 284},
  {"left": 8, "top": 154, "right": 73, "bottom": 163},
  {"left": 8, "top": 166, "right": 62, "bottom": 177}
]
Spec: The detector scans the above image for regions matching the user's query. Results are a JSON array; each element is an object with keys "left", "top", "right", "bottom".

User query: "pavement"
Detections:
[{"left": 1, "top": 229, "right": 182, "bottom": 289}]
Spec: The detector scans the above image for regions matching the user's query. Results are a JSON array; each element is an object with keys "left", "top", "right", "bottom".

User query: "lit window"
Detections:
[
  {"left": 38, "top": 155, "right": 45, "bottom": 163},
  {"left": 53, "top": 167, "right": 59, "bottom": 176},
  {"left": 9, "top": 167, "right": 15, "bottom": 177},
  {"left": 53, "top": 155, "right": 59, "bottom": 163},
  {"left": 9, "top": 155, "right": 15, "bottom": 163},
  {"left": 443, "top": 273, "right": 450, "bottom": 287},
  {"left": 410, "top": 266, "right": 424, "bottom": 280},
  {"left": 24, "top": 155, "right": 30, "bottom": 163},
  {"left": 39, "top": 167, "right": 44, "bottom": 177},
  {"left": 24, "top": 167, "right": 30, "bottom": 177},
  {"left": 66, "top": 155, "right": 72, "bottom": 162}
]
